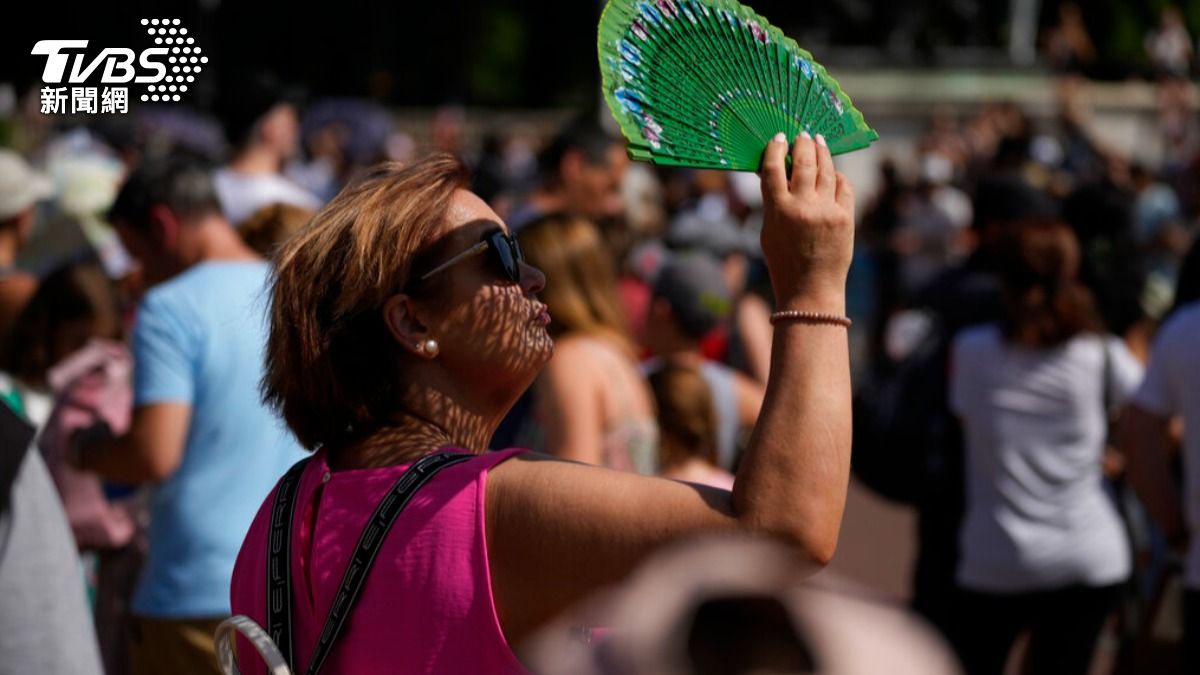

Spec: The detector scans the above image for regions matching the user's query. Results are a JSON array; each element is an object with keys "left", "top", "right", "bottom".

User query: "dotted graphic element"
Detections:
[{"left": 139, "top": 19, "right": 206, "bottom": 106}]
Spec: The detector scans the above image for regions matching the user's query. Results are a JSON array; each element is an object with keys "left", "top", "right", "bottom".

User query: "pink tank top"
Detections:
[{"left": 230, "top": 448, "right": 528, "bottom": 674}]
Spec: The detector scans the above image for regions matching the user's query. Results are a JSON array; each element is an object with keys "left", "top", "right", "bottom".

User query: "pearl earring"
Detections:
[{"left": 419, "top": 339, "right": 440, "bottom": 358}]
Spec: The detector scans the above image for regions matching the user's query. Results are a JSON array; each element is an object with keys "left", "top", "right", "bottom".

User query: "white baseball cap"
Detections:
[{"left": 0, "top": 149, "right": 55, "bottom": 221}]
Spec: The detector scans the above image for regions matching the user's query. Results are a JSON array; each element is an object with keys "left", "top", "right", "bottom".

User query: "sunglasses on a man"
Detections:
[{"left": 415, "top": 227, "right": 524, "bottom": 286}]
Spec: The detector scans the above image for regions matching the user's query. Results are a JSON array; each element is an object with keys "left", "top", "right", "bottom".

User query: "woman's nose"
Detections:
[{"left": 520, "top": 261, "right": 546, "bottom": 296}]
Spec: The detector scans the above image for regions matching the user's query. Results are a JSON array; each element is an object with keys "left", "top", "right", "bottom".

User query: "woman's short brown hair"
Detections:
[{"left": 263, "top": 154, "right": 468, "bottom": 450}]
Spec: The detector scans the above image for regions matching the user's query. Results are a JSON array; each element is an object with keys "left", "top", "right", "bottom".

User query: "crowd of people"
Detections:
[{"left": 0, "top": 55, "right": 1197, "bottom": 675}]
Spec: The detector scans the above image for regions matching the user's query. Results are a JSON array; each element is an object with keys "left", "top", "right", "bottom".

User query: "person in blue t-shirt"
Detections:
[{"left": 71, "top": 156, "right": 304, "bottom": 675}]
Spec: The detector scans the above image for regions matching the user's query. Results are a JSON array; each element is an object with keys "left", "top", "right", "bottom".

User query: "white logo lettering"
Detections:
[
  {"left": 135, "top": 48, "right": 168, "bottom": 83},
  {"left": 31, "top": 40, "right": 89, "bottom": 84}
]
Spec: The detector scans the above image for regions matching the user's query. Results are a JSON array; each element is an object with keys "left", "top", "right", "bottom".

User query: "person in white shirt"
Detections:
[
  {"left": 948, "top": 219, "right": 1141, "bottom": 675},
  {"left": 212, "top": 72, "right": 321, "bottom": 226},
  {"left": 1121, "top": 297, "right": 1200, "bottom": 672}
]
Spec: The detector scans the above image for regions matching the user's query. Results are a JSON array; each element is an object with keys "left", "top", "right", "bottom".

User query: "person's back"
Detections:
[
  {"left": 945, "top": 219, "right": 1140, "bottom": 675},
  {"left": 230, "top": 449, "right": 526, "bottom": 674},
  {"left": 951, "top": 324, "right": 1139, "bottom": 589},
  {"left": 132, "top": 260, "right": 305, "bottom": 616}
]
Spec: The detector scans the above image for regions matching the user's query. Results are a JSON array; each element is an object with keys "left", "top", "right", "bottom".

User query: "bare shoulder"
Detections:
[{"left": 541, "top": 334, "right": 600, "bottom": 373}]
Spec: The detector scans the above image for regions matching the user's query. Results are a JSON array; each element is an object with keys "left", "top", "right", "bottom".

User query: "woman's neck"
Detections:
[{"left": 329, "top": 405, "right": 495, "bottom": 471}]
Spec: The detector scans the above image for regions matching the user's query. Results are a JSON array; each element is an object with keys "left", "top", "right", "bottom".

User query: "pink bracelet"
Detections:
[{"left": 770, "top": 310, "right": 853, "bottom": 328}]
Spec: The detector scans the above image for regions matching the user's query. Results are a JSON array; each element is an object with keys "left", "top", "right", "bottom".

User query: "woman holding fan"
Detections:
[{"left": 229, "top": 132, "right": 856, "bottom": 673}]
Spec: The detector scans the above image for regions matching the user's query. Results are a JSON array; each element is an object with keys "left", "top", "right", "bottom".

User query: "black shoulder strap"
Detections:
[
  {"left": 266, "top": 451, "right": 474, "bottom": 675},
  {"left": 266, "top": 458, "right": 309, "bottom": 669}
]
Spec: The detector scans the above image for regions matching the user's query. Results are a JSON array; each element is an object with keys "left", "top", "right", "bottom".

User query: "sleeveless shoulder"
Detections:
[{"left": 230, "top": 448, "right": 529, "bottom": 675}]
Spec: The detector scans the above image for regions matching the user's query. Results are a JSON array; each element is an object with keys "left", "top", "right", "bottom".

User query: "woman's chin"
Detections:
[{"left": 528, "top": 327, "right": 555, "bottom": 363}]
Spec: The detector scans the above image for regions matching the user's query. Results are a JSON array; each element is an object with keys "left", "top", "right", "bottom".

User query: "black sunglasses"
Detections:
[{"left": 417, "top": 228, "right": 524, "bottom": 285}]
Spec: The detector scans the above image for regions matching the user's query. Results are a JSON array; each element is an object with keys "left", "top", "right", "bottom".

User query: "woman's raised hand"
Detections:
[{"left": 759, "top": 132, "right": 856, "bottom": 313}]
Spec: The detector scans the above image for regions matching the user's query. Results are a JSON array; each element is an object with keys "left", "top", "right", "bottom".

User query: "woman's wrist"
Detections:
[{"left": 774, "top": 288, "right": 847, "bottom": 318}]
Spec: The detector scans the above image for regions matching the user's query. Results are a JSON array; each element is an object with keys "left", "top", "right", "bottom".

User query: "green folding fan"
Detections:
[{"left": 598, "top": 0, "right": 879, "bottom": 170}]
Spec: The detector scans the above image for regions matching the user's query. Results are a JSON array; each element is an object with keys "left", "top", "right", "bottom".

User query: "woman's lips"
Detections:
[{"left": 532, "top": 303, "right": 551, "bottom": 325}]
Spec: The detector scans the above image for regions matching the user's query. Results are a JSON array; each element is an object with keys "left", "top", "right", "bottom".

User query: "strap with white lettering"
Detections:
[{"left": 266, "top": 452, "right": 473, "bottom": 675}]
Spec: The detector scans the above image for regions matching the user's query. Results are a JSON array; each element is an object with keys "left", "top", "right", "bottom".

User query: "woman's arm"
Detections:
[{"left": 488, "top": 133, "right": 855, "bottom": 646}]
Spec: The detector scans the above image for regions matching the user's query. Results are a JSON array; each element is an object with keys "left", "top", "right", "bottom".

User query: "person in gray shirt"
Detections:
[{"left": 0, "top": 402, "right": 103, "bottom": 675}]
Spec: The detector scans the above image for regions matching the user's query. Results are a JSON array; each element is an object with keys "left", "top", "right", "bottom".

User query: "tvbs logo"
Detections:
[
  {"left": 33, "top": 19, "right": 207, "bottom": 113},
  {"left": 33, "top": 40, "right": 169, "bottom": 86}
]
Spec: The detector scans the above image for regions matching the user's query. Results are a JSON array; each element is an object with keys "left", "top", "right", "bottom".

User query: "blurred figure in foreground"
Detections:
[
  {"left": 74, "top": 157, "right": 305, "bottom": 675},
  {"left": 948, "top": 220, "right": 1141, "bottom": 675},
  {"left": 524, "top": 535, "right": 960, "bottom": 675}
]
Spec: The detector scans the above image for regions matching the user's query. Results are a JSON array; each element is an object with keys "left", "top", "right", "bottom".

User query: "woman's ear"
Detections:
[{"left": 382, "top": 294, "right": 437, "bottom": 359}]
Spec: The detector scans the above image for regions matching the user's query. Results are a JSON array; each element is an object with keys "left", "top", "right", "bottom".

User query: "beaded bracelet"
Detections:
[{"left": 770, "top": 310, "right": 853, "bottom": 328}]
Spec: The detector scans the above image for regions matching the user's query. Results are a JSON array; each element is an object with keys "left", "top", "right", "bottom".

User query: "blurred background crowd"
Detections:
[{"left": 2, "top": 1, "right": 1199, "bottom": 674}]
